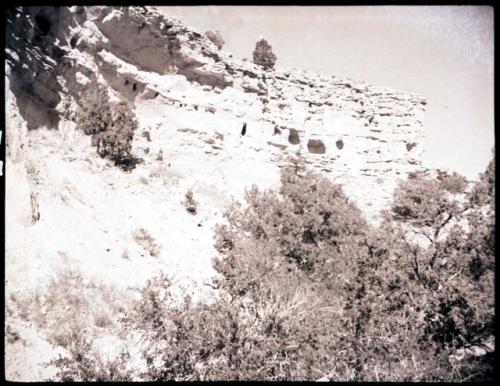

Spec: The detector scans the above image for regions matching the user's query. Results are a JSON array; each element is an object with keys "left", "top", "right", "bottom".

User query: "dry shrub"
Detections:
[
  {"left": 49, "top": 334, "right": 133, "bottom": 381},
  {"left": 182, "top": 189, "right": 198, "bottom": 214},
  {"left": 49, "top": 155, "right": 495, "bottom": 381},
  {"left": 121, "top": 273, "right": 338, "bottom": 381},
  {"left": 9, "top": 268, "right": 128, "bottom": 348},
  {"left": 76, "top": 85, "right": 112, "bottom": 136},
  {"left": 76, "top": 86, "right": 142, "bottom": 171},
  {"left": 8, "top": 267, "right": 137, "bottom": 381},
  {"left": 133, "top": 228, "right": 161, "bottom": 257}
]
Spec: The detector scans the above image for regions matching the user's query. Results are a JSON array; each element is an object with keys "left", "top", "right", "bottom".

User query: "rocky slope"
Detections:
[
  {"left": 6, "top": 6, "right": 427, "bottom": 216},
  {"left": 5, "top": 6, "right": 427, "bottom": 380}
]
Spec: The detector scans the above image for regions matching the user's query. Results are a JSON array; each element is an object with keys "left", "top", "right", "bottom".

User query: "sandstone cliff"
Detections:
[
  {"left": 5, "top": 6, "right": 428, "bottom": 380},
  {"left": 6, "top": 6, "right": 427, "bottom": 220}
]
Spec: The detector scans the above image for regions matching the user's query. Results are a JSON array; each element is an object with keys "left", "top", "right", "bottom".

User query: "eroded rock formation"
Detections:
[
  {"left": 6, "top": 6, "right": 427, "bottom": 221},
  {"left": 5, "top": 7, "right": 431, "bottom": 380}
]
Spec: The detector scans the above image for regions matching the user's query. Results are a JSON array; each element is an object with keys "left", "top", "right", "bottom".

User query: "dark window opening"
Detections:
[
  {"left": 406, "top": 142, "right": 417, "bottom": 151},
  {"left": 132, "top": 83, "right": 137, "bottom": 91},
  {"left": 336, "top": 139, "right": 344, "bottom": 150},
  {"left": 241, "top": 123, "right": 247, "bottom": 136},
  {"left": 307, "top": 139, "right": 326, "bottom": 154},
  {"left": 288, "top": 129, "right": 300, "bottom": 145},
  {"left": 70, "top": 35, "right": 78, "bottom": 49},
  {"left": 35, "top": 14, "right": 51, "bottom": 35},
  {"left": 124, "top": 79, "right": 129, "bottom": 86}
]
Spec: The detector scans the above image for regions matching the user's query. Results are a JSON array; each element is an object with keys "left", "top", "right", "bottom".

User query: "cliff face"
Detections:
[
  {"left": 6, "top": 7, "right": 426, "bottom": 218},
  {"left": 5, "top": 6, "right": 426, "bottom": 219},
  {"left": 5, "top": 6, "right": 428, "bottom": 380},
  {"left": 5, "top": 4, "right": 428, "bottom": 286}
]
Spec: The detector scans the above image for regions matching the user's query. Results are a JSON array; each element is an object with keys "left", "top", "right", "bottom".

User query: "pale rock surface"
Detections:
[{"left": 5, "top": 5, "right": 429, "bottom": 380}]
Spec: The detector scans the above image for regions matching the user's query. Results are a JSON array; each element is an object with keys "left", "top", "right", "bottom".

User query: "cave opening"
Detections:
[
  {"left": 35, "top": 14, "right": 51, "bottom": 35},
  {"left": 307, "top": 139, "right": 326, "bottom": 154},
  {"left": 288, "top": 129, "right": 300, "bottom": 145},
  {"left": 70, "top": 35, "right": 78, "bottom": 49},
  {"left": 406, "top": 142, "right": 417, "bottom": 151}
]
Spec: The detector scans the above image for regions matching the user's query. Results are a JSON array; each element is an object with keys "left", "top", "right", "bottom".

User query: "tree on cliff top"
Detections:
[{"left": 252, "top": 38, "right": 277, "bottom": 70}]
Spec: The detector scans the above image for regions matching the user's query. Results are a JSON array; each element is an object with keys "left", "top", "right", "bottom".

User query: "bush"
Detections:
[
  {"left": 72, "top": 165, "right": 371, "bottom": 380},
  {"left": 213, "top": 161, "right": 493, "bottom": 380},
  {"left": 123, "top": 273, "right": 341, "bottom": 381},
  {"left": 133, "top": 227, "right": 161, "bottom": 257},
  {"left": 76, "top": 86, "right": 141, "bottom": 171},
  {"left": 8, "top": 268, "right": 130, "bottom": 349},
  {"left": 50, "top": 334, "right": 132, "bottom": 381},
  {"left": 214, "top": 166, "right": 369, "bottom": 290},
  {"left": 182, "top": 189, "right": 198, "bottom": 214},
  {"left": 95, "top": 104, "right": 135, "bottom": 161},
  {"left": 8, "top": 268, "right": 136, "bottom": 381},
  {"left": 389, "top": 170, "right": 467, "bottom": 229},
  {"left": 252, "top": 38, "right": 277, "bottom": 70},
  {"left": 76, "top": 85, "right": 112, "bottom": 135},
  {"left": 47, "top": 158, "right": 495, "bottom": 381},
  {"left": 211, "top": 164, "right": 440, "bottom": 380},
  {"left": 380, "top": 164, "right": 495, "bottom": 379}
]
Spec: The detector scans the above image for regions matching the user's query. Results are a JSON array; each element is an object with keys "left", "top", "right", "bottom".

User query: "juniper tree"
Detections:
[{"left": 252, "top": 38, "right": 277, "bottom": 70}]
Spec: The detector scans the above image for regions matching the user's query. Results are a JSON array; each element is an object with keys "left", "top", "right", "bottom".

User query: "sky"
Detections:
[{"left": 159, "top": 6, "right": 494, "bottom": 180}]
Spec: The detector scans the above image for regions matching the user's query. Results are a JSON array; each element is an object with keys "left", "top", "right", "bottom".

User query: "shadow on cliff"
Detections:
[{"left": 5, "top": 6, "right": 77, "bottom": 130}]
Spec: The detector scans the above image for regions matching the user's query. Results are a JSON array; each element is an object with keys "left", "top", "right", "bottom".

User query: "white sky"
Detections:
[{"left": 159, "top": 6, "right": 494, "bottom": 180}]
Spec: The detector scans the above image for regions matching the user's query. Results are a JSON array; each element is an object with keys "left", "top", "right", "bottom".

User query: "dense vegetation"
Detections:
[
  {"left": 10, "top": 154, "right": 494, "bottom": 381},
  {"left": 76, "top": 86, "right": 141, "bottom": 171}
]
